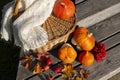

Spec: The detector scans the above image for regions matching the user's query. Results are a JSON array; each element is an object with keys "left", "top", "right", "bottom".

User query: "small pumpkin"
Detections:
[
  {"left": 58, "top": 43, "right": 77, "bottom": 63},
  {"left": 73, "top": 27, "right": 95, "bottom": 51},
  {"left": 78, "top": 51, "right": 94, "bottom": 66},
  {"left": 53, "top": 0, "right": 75, "bottom": 19}
]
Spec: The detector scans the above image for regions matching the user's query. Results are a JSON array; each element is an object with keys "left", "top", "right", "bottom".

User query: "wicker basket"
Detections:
[
  {"left": 13, "top": 0, "right": 76, "bottom": 53},
  {"left": 35, "top": 14, "right": 76, "bottom": 53}
]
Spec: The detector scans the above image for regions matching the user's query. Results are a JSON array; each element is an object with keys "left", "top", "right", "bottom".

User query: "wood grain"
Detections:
[
  {"left": 16, "top": 1, "right": 120, "bottom": 80},
  {"left": 88, "top": 14, "right": 120, "bottom": 41},
  {"left": 87, "top": 44, "right": 120, "bottom": 80},
  {"left": 55, "top": 32, "right": 120, "bottom": 80},
  {"left": 16, "top": 64, "right": 35, "bottom": 80}
]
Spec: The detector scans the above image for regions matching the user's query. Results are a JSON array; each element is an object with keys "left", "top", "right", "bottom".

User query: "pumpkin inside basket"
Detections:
[{"left": 12, "top": 0, "right": 76, "bottom": 53}]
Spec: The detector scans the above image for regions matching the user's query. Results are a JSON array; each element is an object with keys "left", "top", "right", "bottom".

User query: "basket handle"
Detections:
[
  {"left": 13, "top": 0, "right": 21, "bottom": 17},
  {"left": 11, "top": 0, "right": 21, "bottom": 43}
]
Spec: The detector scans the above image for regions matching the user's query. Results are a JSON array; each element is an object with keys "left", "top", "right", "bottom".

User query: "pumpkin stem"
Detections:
[
  {"left": 66, "top": 56, "right": 71, "bottom": 60},
  {"left": 71, "top": 38, "right": 77, "bottom": 45},
  {"left": 88, "top": 33, "right": 93, "bottom": 37},
  {"left": 86, "top": 51, "right": 89, "bottom": 56},
  {"left": 62, "top": 43, "right": 72, "bottom": 48},
  {"left": 60, "top": 2, "right": 65, "bottom": 7}
]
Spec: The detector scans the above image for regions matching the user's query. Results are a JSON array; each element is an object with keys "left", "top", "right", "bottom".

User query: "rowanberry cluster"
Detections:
[{"left": 92, "top": 42, "right": 106, "bottom": 62}]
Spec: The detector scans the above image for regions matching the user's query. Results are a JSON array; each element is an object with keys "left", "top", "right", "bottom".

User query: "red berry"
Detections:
[
  {"left": 54, "top": 67, "right": 61, "bottom": 73},
  {"left": 92, "top": 41, "right": 107, "bottom": 62},
  {"left": 44, "top": 65, "right": 50, "bottom": 71},
  {"left": 46, "top": 58, "right": 52, "bottom": 65}
]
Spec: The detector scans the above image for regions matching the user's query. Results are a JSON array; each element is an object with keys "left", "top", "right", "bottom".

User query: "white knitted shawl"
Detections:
[{"left": 1, "top": 0, "right": 56, "bottom": 50}]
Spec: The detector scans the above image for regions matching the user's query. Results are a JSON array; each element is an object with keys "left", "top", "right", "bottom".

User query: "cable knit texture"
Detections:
[{"left": 1, "top": 0, "right": 56, "bottom": 50}]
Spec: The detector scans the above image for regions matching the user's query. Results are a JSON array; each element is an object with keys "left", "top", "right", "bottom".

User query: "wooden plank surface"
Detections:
[
  {"left": 103, "top": 32, "right": 120, "bottom": 49},
  {"left": 16, "top": 13, "right": 120, "bottom": 80},
  {"left": 75, "top": 0, "right": 87, "bottom": 4},
  {"left": 17, "top": 64, "right": 34, "bottom": 80},
  {"left": 55, "top": 33, "right": 120, "bottom": 80},
  {"left": 35, "top": 14, "right": 120, "bottom": 80},
  {"left": 87, "top": 44, "right": 120, "bottom": 80},
  {"left": 76, "top": 0, "right": 120, "bottom": 21},
  {"left": 108, "top": 72, "right": 120, "bottom": 80},
  {"left": 16, "top": 1, "right": 120, "bottom": 80},
  {"left": 88, "top": 13, "right": 120, "bottom": 41}
]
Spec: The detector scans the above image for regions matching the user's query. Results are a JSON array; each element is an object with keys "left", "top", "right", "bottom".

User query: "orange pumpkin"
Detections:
[
  {"left": 78, "top": 51, "right": 94, "bottom": 66},
  {"left": 73, "top": 27, "right": 95, "bottom": 51},
  {"left": 53, "top": 0, "right": 75, "bottom": 19},
  {"left": 58, "top": 43, "right": 77, "bottom": 63}
]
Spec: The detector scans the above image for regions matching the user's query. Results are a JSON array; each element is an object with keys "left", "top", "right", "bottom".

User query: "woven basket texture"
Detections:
[{"left": 13, "top": 0, "right": 76, "bottom": 53}]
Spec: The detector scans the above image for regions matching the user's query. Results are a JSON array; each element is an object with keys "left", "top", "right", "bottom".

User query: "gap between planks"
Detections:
[
  {"left": 77, "top": 2, "right": 120, "bottom": 27},
  {"left": 22, "top": 18, "right": 120, "bottom": 80},
  {"left": 25, "top": 14, "right": 120, "bottom": 80},
  {"left": 31, "top": 31, "right": 120, "bottom": 80},
  {"left": 17, "top": 3, "right": 120, "bottom": 80},
  {"left": 55, "top": 33, "right": 120, "bottom": 80}
]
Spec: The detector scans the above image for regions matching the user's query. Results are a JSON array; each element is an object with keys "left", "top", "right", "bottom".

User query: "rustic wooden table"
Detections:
[
  {"left": 15, "top": 0, "right": 120, "bottom": 80},
  {"left": 16, "top": 15, "right": 120, "bottom": 80}
]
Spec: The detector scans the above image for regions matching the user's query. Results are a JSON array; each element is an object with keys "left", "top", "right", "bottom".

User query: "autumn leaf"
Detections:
[
  {"left": 33, "top": 62, "right": 43, "bottom": 74},
  {"left": 21, "top": 55, "right": 33, "bottom": 69},
  {"left": 61, "top": 64, "right": 75, "bottom": 78}
]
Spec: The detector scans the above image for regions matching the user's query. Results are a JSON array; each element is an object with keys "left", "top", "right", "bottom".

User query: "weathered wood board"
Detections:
[
  {"left": 54, "top": 13, "right": 120, "bottom": 80},
  {"left": 17, "top": 13, "right": 120, "bottom": 80},
  {"left": 55, "top": 31, "right": 120, "bottom": 80},
  {"left": 16, "top": 1, "right": 120, "bottom": 80},
  {"left": 87, "top": 44, "right": 120, "bottom": 80},
  {"left": 88, "top": 13, "right": 120, "bottom": 42},
  {"left": 17, "top": 64, "right": 34, "bottom": 80},
  {"left": 76, "top": 0, "right": 120, "bottom": 21},
  {"left": 75, "top": 0, "right": 87, "bottom": 4},
  {"left": 16, "top": 11, "right": 120, "bottom": 80}
]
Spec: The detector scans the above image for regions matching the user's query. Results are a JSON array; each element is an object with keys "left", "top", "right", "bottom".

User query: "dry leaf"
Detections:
[
  {"left": 61, "top": 64, "right": 75, "bottom": 78},
  {"left": 33, "top": 63, "right": 43, "bottom": 74},
  {"left": 21, "top": 55, "right": 33, "bottom": 69}
]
